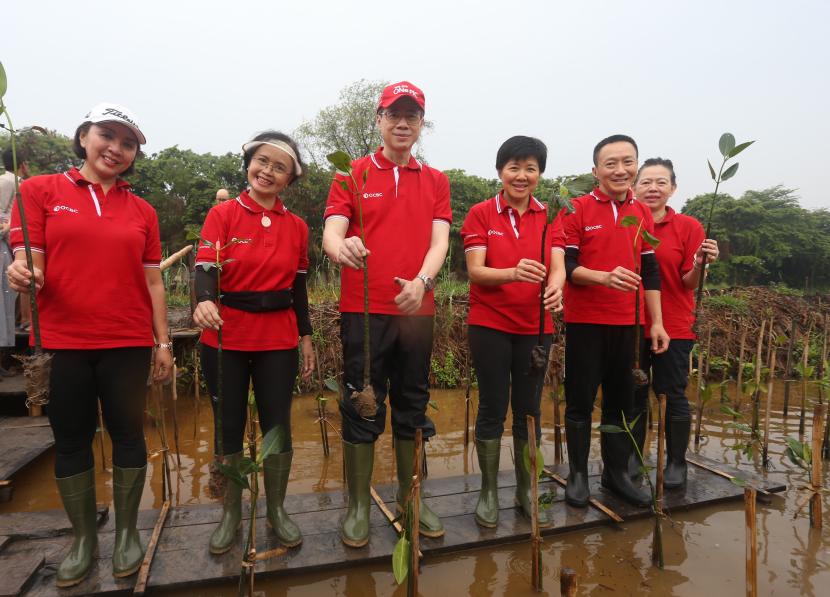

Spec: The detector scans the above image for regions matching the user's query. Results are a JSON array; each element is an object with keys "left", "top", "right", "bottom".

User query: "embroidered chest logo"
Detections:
[
  {"left": 584, "top": 224, "right": 603, "bottom": 231},
  {"left": 53, "top": 205, "right": 79, "bottom": 214},
  {"left": 487, "top": 229, "right": 505, "bottom": 237},
  {"left": 362, "top": 192, "right": 383, "bottom": 199}
]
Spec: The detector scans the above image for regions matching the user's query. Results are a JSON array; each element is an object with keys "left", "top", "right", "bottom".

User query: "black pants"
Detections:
[
  {"left": 339, "top": 313, "right": 435, "bottom": 444},
  {"left": 633, "top": 338, "right": 694, "bottom": 419},
  {"left": 200, "top": 345, "right": 297, "bottom": 454},
  {"left": 48, "top": 347, "right": 151, "bottom": 478},
  {"left": 564, "top": 323, "right": 638, "bottom": 424},
  {"left": 468, "top": 325, "right": 551, "bottom": 441}
]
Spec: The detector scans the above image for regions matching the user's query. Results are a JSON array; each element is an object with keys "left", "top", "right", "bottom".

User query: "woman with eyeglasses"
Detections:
[
  {"left": 630, "top": 157, "right": 718, "bottom": 490},
  {"left": 193, "top": 130, "right": 314, "bottom": 554}
]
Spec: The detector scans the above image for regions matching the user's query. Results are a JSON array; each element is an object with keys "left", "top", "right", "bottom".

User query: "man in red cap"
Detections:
[{"left": 323, "top": 80, "right": 452, "bottom": 547}]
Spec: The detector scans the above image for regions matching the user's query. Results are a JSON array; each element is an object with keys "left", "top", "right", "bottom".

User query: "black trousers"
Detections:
[
  {"left": 468, "top": 325, "right": 552, "bottom": 441},
  {"left": 48, "top": 347, "right": 151, "bottom": 478},
  {"left": 633, "top": 338, "right": 694, "bottom": 419},
  {"left": 200, "top": 345, "right": 297, "bottom": 455},
  {"left": 339, "top": 313, "right": 435, "bottom": 444},
  {"left": 564, "top": 323, "right": 638, "bottom": 424}
]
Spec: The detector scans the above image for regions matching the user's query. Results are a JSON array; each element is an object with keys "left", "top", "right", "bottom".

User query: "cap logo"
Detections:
[
  {"left": 101, "top": 107, "right": 137, "bottom": 127},
  {"left": 393, "top": 85, "right": 419, "bottom": 99}
]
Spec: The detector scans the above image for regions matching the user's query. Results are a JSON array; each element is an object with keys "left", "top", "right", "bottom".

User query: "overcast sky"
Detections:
[{"left": 3, "top": 0, "right": 828, "bottom": 210}]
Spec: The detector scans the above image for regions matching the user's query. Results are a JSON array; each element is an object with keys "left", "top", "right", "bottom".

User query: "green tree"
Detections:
[{"left": 0, "top": 129, "right": 76, "bottom": 175}]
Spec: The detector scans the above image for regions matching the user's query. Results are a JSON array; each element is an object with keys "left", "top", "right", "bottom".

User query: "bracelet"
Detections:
[{"left": 155, "top": 341, "right": 173, "bottom": 351}]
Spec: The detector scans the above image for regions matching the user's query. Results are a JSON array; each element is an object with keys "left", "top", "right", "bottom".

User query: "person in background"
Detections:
[
  {"left": 560, "top": 134, "right": 669, "bottom": 508},
  {"left": 631, "top": 157, "right": 718, "bottom": 489},
  {"left": 193, "top": 130, "right": 314, "bottom": 554},
  {"left": 0, "top": 147, "right": 29, "bottom": 373},
  {"left": 7, "top": 103, "right": 172, "bottom": 587},
  {"left": 322, "top": 81, "right": 451, "bottom": 547},
  {"left": 461, "top": 135, "right": 565, "bottom": 529},
  {"left": 214, "top": 187, "right": 229, "bottom": 205}
]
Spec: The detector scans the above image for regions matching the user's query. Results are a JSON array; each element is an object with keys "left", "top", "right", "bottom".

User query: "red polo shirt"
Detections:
[
  {"left": 196, "top": 191, "right": 309, "bottom": 351},
  {"left": 561, "top": 188, "right": 656, "bottom": 326},
  {"left": 461, "top": 193, "right": 564, "bottom": 335},
  {"left": 324, "top": 148, "right": 452, "bottom": 316},
  {"left": 642, "top": 207, "right": 704, "bottom": 339},
  {"left": 9, "top": 168, "right": 161, "bottom": 349}
]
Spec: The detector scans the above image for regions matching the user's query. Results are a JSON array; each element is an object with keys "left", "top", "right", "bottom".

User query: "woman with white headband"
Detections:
[{"left": 192, "top": 130, "right": 314, "bottom": 554}]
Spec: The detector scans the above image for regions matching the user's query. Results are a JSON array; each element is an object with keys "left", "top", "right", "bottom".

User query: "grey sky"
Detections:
[{"left": 3, "top": 0, "right": 828, "bottom": 210}]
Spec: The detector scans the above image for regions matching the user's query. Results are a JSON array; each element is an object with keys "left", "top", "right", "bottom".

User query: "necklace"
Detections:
[{"left": 261, "top": 214, "right": 272, "bottom": 228}]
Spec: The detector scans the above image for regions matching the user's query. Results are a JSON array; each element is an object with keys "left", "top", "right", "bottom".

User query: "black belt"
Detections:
[{"left": 220, "top": 289, "right": 293, "bottom": 313}]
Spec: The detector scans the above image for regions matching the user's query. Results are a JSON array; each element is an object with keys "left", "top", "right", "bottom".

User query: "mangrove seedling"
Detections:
[
  {"left": 693, "top": 132, "right": 754, "bottom": 330},
  {"left": 620, "top": 215, "right": 661, "bottom": 387},
  {"left": 720, "top": 404, "right": 761, "bottom": 459},
  {"left": 0, "top": 61, "right": 53, "bottom": 407},
  {"left": 784, "top": 434, "right": 828, "bottom": 523},
  {"left": 599, "top": 412, "right": 664, "bottom": 568},
  {"left": 326, "top": 150, "right": 376, "bottom": 419},
  {"left": 194, "top": 234, "right": 250, "bottom": 495}
]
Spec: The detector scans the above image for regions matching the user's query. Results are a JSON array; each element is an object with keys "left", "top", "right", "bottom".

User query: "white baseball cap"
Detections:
[{"left": 83, "top": 102, "right": 146, "bottom": 145}]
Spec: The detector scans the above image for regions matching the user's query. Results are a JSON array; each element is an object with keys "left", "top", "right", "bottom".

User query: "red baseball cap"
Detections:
[{"left": 377, "top": 81, "right": 426, "bottom": 112}]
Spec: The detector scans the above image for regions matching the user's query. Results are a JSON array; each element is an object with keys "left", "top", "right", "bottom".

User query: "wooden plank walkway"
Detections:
[
  {"left": 0, "top": 456, "right": 784, "bottom": 596},
  {"left": 0, "top": 417, "right": 54, "bottom": 485}
]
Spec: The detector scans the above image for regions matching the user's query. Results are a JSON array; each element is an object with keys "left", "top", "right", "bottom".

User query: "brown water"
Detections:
[{"left": 2, "top": 382, "right": 829, "bottom": 596}]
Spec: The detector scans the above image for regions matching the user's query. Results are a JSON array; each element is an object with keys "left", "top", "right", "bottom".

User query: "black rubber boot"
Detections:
[
  {"left": 564, "top": 417, "right": 591, "bottom": 507},
  {"left": 600, "top": 427, "right": 651, "bottom": 507},
  {"left": 627, "top": 410, "right": 647, "bottom": 482},
  {"left": 664, "top": 417, "right": 690, "bottom": 490}
]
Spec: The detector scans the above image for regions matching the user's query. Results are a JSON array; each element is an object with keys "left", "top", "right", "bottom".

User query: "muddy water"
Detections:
[{"left": 3, "top": 382, "right": 829, "bottom": 596}]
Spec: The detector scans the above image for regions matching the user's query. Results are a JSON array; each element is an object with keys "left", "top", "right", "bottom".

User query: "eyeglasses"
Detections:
[
  {"left": 253, "top": 155, "right": 291, "bottom": 175},
  {"left": 381, "top": 109, "right": 423, "bottom": 126}
]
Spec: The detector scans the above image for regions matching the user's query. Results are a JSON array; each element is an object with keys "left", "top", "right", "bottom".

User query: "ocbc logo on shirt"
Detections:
[
  {"left": 487, "top": 229, "right": 505, "bottom": 237},
  {"left": 362, "top": 192, "right": 383, "bottom": 199},
  {"left": 53, "top": 205, "right": 79, "bottom": 214},
  {"left": 584, "top": 224, "right": 603, "bottom": 232}
]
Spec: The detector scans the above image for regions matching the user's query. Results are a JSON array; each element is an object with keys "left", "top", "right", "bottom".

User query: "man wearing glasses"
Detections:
[{"left": 323, "top": 81, "right": 451, "bottom": 548}]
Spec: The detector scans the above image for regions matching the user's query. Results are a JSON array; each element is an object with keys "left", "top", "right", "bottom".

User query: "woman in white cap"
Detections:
[
  {"left": 192, "top": 130, "right": 314, "bottom": 554},
  {"left": 7, "top": 103, "right": 172, "bottom": 587}
]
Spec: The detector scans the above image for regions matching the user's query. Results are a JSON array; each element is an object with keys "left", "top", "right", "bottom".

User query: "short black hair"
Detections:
[
  {"left": 73, "top": 122, "right": 143, "bottom": 177},
  {"left": 495, "top": 136, "right": 547, "bottom": 173},
  {"left": 593, "top": 134, "right": 638, "bottom": 166},
  {"left": 637, "top": 157, "right": 677, "bottom": 185},
  {"left": 2, "top": 147, "right": 29, "bottom": 172},
  {"left": 242, "top": 130, "right": 306, "bottom": 186}
]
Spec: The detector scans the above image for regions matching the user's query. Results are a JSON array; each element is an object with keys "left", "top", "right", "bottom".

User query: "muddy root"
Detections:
[
  {"left": 351, "top": 385, "right": 377, "bottom": 419},
  {"left": 529, "top": 344, "right": 548, "bottom": 374},
  {"left": 632, "top": 368, "right": 649, "bottom": 387},
  {"left": 208, "top": 458, "right": 226, "bottom": 499},
  {"left": 14, "top": 352, "right": 54, "bottom": 407}
]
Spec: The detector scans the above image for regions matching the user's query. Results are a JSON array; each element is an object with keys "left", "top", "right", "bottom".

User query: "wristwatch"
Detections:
[
  {"left": 416, "top": 274, "right": 436, "bottom": 292},
  {"left": 155, "top": 341, "right": 173, "bottom": 351}
]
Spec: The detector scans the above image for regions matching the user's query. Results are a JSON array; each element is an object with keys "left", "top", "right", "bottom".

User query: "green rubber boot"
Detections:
[
  {"left": 209, "top": 452, "right": 243, "bottom": 554},
  {"left": 112, "top": 465, "right": 146, "bottom": 578},
  {"left": 474, "top": 438, "right": 501, "bottom": 528},
  {"left": 263, "top": 450, "right": 302, "bottom": 548},
  {"left": 513, "top": 438, "right": 551, "bottom": 527},
  {"left": 341, "top": 441, "right": 374, "bottom": 548},
  {"left": 395, "top": 438, "right": 444, "bottom": 538},
  {"left": 55, "top": 468, "right": 98, "bottom": 588}
]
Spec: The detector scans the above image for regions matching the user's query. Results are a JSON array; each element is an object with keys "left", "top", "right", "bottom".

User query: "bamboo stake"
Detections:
[
  {"left": 171, "top": 363, "right": 182, "bottom": 469},
  {"left": 552, "top": 374, "right": 563, "bottom": 464},
  {"left": 799, "top": 322, "right": 814, "bottom": 436},
  {"left": 745, "top": 487, "right": 758, "bottom": 597},
  {"left": 762, "top": 321, "right": 776, "bottom": 466},
  {"left": 315, "top": 348, "right": 330, "bottom": 457},
  {"left": 783, "top": 318, "right": 797, "bottom": 416},
  {"left": 686, "top": 456, "right": 772, "bottom": 497},
  {"left": 408, "top": 429, "right": 422, "bottom": 597},
  {"left": 153, "top": 383, "right": 173, "bottom": 498},
  {"left": 133, "top": 500, "right": 170, "bottom": 595},
  {"left": 192, "top": 347, "right": 201, "bottom": 441},
  {"left": 810, "top": 404, "right": 825, "bottom": 529},
  {"left": 370, "top": 487, "right": 423, "bottom": 558},
  {"left": 159, "top": 244, "right": 193, "bottom": 272},
  {"left": 695, "top": 338, "right": 705, "bottom": 445},
  {"left": 240, "top": 404, "right": 259, "bottom": 596},
  {"left": 736, "top": 324, "right": 748, "bottom": 410},
  {"left": 722, "top": 320, "right": 733, "bottom": 403},
  {"left": 822, "top": 314, "right": 830, "bottom": 460},
  {"left": 704, "top": 326, "right": 713, "bottom": 378},
  {"left": 464, "top": 353, "right": 472, "bottom": 449},
  {"left": 656, "top": 395, "right": 666, "bottom": 514},
  {"left": 97, "top": 399, "right": 106, "bottom": 472},
  {"left": 751, "top": 320, "right": 767, "bottom": 435},
  {"left": 527, "top": 415, "right": 542, "bottom": 592},
  {"left": 560, "top": 568, "right": 578, "bottom": 596}
]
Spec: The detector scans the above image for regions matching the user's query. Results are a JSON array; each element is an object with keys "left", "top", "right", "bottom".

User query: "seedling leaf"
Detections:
[
  {"left": 728, "top": 140, "right": 755, "bottom": 158},
  {"left": 620, "top": 215, "right": 640, "bottom": 228},
  {"left": 0, "top": 62, "right": 6, "bottom": 98},
  {"left": 641, "top": 229, "right": 661, "bottom": 249},
  {"left": 721, "top": 162, "right": 739, "bottom": 182},
  {"left": 522, "top": 444, "right": 545, "bottom": 481},
  {"left": 324, "top": 377, "right": 340, "bottom": 393},
  {"left": 259, "top": 425, "right": 286, "bottom": 462},
  {"left": 327, "top": 150, "right": 353, "bottom": 174},
  {"left": 730, "top": 476, "right": 748, "bottom": 487},
  {"left": 597, "top": 424, "right": 625, "bottom": 433},
  {"left": 392, "top": 536, "right": 410, "bottom": 584},
  {"left": 719, "top": 133, "right": 736, "bottom": 158},
  {"left": 708, "top": 160, "right": 717, "bottom": 181},
  {"left": 217, "top": 462, "right": 250, "bottom": 490}
]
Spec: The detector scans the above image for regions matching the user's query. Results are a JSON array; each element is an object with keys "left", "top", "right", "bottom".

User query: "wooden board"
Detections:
[
  {"left": 0, "top": 375, "right": 26, "bottom": 398},
  {"left": 0, "top": 550, "right": 44, "bottom": 596},
  {"left": 2, "top": 459, "right": 785, "bottom": 596},
  {"left": 0, "top": 417, "right": 54, "bottom": 482}
]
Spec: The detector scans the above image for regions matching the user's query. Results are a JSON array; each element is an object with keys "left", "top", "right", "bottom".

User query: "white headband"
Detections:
[{"left": 241, "top": 140, "right": 302, "bottom": 176}]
